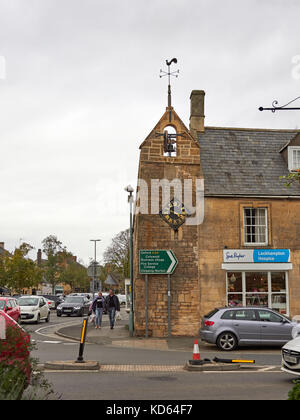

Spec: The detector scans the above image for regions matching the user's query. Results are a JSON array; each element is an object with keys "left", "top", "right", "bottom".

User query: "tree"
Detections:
[
  {"left": 103, "top": 229, "right": 130, "bottom": 279},
  {"left": 0, "top": 243, "right": 42, "bottom": 293},
  {"left": 41, "top": 235, "right": 71, "bottom": 293},
  {"left": 59, "top": 260, "right": 90, "bottom": 292}
]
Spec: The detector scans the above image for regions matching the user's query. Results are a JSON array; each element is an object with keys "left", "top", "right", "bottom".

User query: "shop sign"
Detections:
[{"left": 223, "top": 249, "right": 290, "bottom": 263}]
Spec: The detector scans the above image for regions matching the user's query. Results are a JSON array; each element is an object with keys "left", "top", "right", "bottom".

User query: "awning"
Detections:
[{"left": 222, "top": 263, "right": 293, "bottom": 271}]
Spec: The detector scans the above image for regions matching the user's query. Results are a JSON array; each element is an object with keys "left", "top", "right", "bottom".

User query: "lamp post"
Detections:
[
  {"left": 125, "top": 185, "right": 134, "bottom": 337},
  {"left": 90, "top": 239, "right": 101, "bottom": 295}
]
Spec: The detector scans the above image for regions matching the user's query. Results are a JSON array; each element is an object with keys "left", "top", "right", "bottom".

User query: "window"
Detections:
[
  {"left": 234, "top": 309, "right": 257, "bottom": 321},
  {"left": 257, "top": 310, "right": 283, "bottom": 323},
  {"left": 244, "top": 208, "right": 268, "bottom": 245},
  {"left": 288, "top": 146, "right": 300, "bottom": 171},
  {"left": 226, "top": 271, "right": 289, "bottom": 315},
  {"left": 221, "top": 310, "right": 235, "bottom": 320}
]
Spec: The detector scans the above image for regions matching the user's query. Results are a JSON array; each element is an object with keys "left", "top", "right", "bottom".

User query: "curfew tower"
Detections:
[{"left": 133, "top": 59, "right": 204, "bottom": 337}]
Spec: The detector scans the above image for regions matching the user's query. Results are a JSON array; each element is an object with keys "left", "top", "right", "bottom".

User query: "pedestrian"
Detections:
[
  {"left": 105, "top": 289, "right": 120, "bottom": 329},
  {"left": 92, "top": 291, "right": 105, "bottom": 329}
]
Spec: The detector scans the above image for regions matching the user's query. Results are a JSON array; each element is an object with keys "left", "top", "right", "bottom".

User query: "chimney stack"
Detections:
[
  {"left": 189, "top": 90, "right": 205, "bottom": 134},
  {"left": 37, "top": 249, "right": 42, "bottom": 265}
]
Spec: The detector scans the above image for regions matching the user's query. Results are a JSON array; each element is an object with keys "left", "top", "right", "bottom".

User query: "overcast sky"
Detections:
[{"left": 1, "top": 0, "right": 300, "bottom": 265}]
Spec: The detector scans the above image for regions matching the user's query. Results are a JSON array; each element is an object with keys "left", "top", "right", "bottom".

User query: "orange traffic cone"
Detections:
[{"left": 192, "top": 339, "right": 200, "bottom": 360}]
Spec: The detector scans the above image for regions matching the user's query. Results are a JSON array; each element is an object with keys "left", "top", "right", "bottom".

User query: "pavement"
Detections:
[{"left": 55, "top": 308, "right": 208, "bottom": 353}]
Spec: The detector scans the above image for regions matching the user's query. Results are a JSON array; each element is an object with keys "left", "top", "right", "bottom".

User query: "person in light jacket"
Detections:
[
  {"left": 92, "top": 292, "right": 105, "bottom": 329},
  {"left": 105, "top": 289, "right": 120, "bottom": 330}
]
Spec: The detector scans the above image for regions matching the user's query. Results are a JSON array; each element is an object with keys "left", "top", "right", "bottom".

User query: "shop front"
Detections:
[{"left": 222, "top": 249, "right": 292, "bottom": 316}]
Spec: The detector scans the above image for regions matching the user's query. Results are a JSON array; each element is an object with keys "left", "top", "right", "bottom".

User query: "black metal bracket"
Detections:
[{"left": 259, "top": 96, "right": 300, "bottom": 112}]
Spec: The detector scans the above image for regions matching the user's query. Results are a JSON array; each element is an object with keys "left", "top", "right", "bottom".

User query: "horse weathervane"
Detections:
[{"left": 160, "top": 58, "right": 179, "bottom": 108}]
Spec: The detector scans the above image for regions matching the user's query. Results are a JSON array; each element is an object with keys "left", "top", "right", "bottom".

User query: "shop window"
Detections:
[
  {"left": 246, "top": 272, "right": 268, "bottom": 293},
  {"left": 243, "top": 208, "right": 268, "bottom": 245},
  {"left": 226, "top": 271, "right": 288, "bottom": 315},
  {"left": 227, "top": 272, "right": 243, "bottom": 307}
]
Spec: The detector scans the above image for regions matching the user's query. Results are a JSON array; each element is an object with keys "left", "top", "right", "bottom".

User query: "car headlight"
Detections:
[
  {"left": 57, "top": 305, "right": 62, "bottom": 310},
  {"left": 74, "top": 306, "right": 81, "bottom": 310}
]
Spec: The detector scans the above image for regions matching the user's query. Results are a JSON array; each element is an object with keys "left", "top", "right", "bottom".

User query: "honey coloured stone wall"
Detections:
[{"left": 197, "top": 197, "right": 300, "bottom": 318}]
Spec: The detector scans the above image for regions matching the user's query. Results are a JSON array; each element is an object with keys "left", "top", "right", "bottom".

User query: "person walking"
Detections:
[
  {"left": 105, "top": 289, "right": 120, "bottom": 330},
  {"left": 92, "top": 292, "right": 105, "bottom": 329}
]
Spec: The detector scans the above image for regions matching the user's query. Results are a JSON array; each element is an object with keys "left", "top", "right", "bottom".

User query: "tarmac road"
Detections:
[{"left": 23, "top": 310, "right": 297, "bottom": 400}]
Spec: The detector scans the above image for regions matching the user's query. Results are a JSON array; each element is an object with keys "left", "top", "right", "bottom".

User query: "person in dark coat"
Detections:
[{"left": 105, "top": 289, "right": 120, "bottom": 329}]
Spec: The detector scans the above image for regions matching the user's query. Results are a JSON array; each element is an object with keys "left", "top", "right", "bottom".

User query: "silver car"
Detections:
[{"left": 200, "top": 307, "right": 296, "bottom": 351}]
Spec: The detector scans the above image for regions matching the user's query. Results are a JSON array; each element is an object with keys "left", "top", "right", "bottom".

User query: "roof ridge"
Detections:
[{"left": 203, "top": 126, "right": 300, "bottom": 133}]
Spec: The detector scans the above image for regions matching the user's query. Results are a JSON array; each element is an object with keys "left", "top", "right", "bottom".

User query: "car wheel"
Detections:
[
  {"left": 45, "top": 312, "right": 50, "bottom": 322},
  {"left": 57, "top": 312, "right": 61, "bottom": 317},
  {"left": 216, "top": 331, "right": 238, "bottom": 351},
  {"left": 35, "top": 314, "right": 40, "bottom": 324}
]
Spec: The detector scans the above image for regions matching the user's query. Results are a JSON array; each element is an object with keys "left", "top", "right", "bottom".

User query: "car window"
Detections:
[
  {"left": 0, "top": 301, "right": 5, "bottom": 310},
  {"left": 221, "top": 310, "right": 235, "bottom": 320},
  {"left": 18, "top": 297, "right": 39, "bottom": 306},
  {"left": 64, "top": 297, "right": 84, "bottom": 304},
  {"left": 234, "top": 309, "right": 256, "bottom": 321},
  {"left": 6, "top": 300, "right": 13, "bottom": 309},
  {"left": 258, "top": 310, "right": 283, "bottom": 323}
]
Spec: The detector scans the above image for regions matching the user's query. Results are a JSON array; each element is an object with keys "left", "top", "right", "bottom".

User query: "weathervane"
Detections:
[
  {"left": 259, "top": 95, "right": 300, "bottom": 112},
  {"left": 160, "top": 58, "right": 179, "bottom": 108}
]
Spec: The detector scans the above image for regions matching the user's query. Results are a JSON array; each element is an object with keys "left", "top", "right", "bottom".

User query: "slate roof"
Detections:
[{"left": 198, "top": 127, "right": 300, "bottom": 196}]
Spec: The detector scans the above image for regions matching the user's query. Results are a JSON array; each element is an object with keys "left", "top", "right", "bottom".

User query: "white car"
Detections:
[
  {"left": 117, "top": 294, "right": 126, "bottom": 306},
  {"left": 18, "top": 296, "right": 50, "bottom": 324},
  {"left": 281, "top": 327, "right": 300, "bottom": 376}
]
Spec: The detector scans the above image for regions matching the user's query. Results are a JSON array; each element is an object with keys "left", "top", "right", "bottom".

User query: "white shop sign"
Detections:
[{"left": 223, "top": 249, "right": 290, "bottom": 264}]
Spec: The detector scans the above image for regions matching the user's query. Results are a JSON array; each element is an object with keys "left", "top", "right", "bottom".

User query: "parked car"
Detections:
[
  {"left": 17, "top": 296, "right": 50, "bottom": 324},
  {"left": 117, "top": 294, "right": 126, "bottom": 306},
  {"left": 42, "top": 294, "right": 63, "bottom": 309},
  {"left": 200, "top": 307, "right": 297, "bottom": 351},
  {"left": 0, "top": 297, "right": 21, "bottom": 323},
  {"left": 281, "top": 326, "right": 300, "bottom": 376},
  {"left": 56, "top": 296, "right": 90, "bottom": 317},
  {"left": 69, "top": 293, "right": 93, "bottom": 302}
]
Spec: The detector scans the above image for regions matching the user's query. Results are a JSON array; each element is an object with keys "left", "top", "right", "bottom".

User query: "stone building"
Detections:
[{"left": 133, "top": 89, "right": 300, "bottom": 337}]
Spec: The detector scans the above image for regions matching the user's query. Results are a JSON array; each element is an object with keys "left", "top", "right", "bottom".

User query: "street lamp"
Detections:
[
  {"left": 125, "top": 185, "right": 134, "bottom": 337},
  {"left": 90, "top": 239, "right": 101, "bottom": 295}
]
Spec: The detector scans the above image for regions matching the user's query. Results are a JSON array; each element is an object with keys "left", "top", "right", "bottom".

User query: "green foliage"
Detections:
[
  {"left": 0, "top": 324, "right": 55, "bottom": 400},
  {"left": 0, "top": 243, "right": 42, "bottom": 293},
  {"left": 281, "top": 169, "right": 300, "bottom": 187},
  {"left": 103, "top": 229, "right": 130, "bottom": 279},
  {"left": 288, "top": 380, "right": 300, "bottom": 400},
  {"left": 59, "top": 260, "right": 90, "bottom": 291},
  {"left": 0, "top": 364, "right": 27, "bottom": 400}
]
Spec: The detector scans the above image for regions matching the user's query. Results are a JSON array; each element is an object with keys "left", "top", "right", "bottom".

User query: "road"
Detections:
[{"left": 22, "top": 311, "right": 297, "bottom": 401}]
